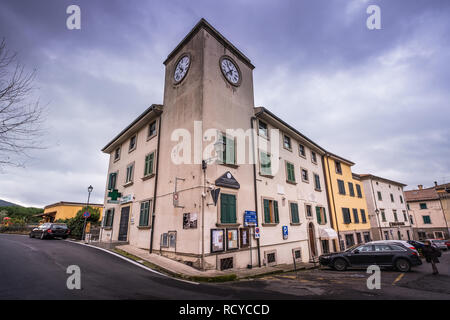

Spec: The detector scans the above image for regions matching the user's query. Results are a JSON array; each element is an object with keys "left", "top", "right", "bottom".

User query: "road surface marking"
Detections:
[
  {"left": 392, "top": 273, "right": 404, "bottom": 285},
  {"left": 66, "top": 240, "right": 199, "bottom": 285}
]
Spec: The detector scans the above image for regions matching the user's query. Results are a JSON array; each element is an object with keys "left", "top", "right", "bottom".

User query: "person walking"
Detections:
[{"left": 422, "top": 240, "right": 441, "bottom": 275}]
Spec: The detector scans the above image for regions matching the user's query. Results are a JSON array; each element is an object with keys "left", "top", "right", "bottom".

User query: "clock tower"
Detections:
[{"left": 155, "top": 19, "right": 257, "bottom": 269}]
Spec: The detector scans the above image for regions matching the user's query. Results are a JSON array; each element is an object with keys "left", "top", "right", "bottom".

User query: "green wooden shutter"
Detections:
[
  {"left": 264, "top": 199, "right": 270, "bottom": 223},
  {"left": 149, "top": 153, "right": 154, "bottom": 174},
  {"left": 144, "top": 155, "right": 149, "bottom": 176},
  {"left": 230, "top": 195, "right": 236, "bottom": 223},
  {"left": 221, "top": 194, "right": 236, "bottom": 223},
  {"left": 291, "top": 203, "right": 299, "bottom": 223},
  {"left": 274, "top": 201, "right": 279, "bottom": 223},
  {"left": 323, "top": 207, "right": 327, "bottom": 223},
  {"left": 316, "top": 206, "right": 322, "bottom": 224}
]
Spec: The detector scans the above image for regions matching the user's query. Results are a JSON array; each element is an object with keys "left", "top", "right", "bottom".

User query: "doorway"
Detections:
[
  {"left": 308, "top": 223, "right": 317, "bottom": 259},
  {"left": 118, "top": 206, "right": 130, "bottom": 241}
]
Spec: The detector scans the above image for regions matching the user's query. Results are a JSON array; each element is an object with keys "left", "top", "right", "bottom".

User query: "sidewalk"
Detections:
[{"left": 113, "top": 244, "right": 317, "bottom": 281}]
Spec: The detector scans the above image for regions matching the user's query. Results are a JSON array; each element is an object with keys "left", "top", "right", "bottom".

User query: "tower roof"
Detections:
[{"left": 163, "top": 18, "right": 255, "bottom": 70}]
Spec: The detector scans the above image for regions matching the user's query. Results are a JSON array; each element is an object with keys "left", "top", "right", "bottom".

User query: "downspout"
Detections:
[
  {"left": 370, "top": 179, "right": 383, "bottom": 240},
  {"left": 250, "top": 116, "right": 261, "bottom": 267},
  {"left": 324, "top": 155, "right": 341, "bottom": 250},
  {"left": 149, "top": 115, "right": 162, "bottom": 253}
]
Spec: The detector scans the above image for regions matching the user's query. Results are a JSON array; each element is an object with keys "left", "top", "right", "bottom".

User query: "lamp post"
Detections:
[{"left": 81, "top": 185, "right": 93, "bottom": 242}]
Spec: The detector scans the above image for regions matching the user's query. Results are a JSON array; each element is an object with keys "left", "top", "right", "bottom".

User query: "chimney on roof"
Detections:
[
  {"left": 434, "top": 181, "right": 438, "bottom": 187},
  {"left": 418, "top": 185, "right": 423, "bottom": 190}
]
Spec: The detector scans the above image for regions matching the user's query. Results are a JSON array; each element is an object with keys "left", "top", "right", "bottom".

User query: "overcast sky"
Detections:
[{"left": 0, "top": 0, "right": 449, "bottom": 207}]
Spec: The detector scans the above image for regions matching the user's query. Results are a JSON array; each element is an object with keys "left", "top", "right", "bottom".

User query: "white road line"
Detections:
[{"left": 66, "top": 240, "right": 199, "bottom": 285}]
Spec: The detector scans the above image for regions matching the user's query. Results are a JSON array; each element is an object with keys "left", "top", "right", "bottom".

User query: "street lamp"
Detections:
[
  {"left": 81, "top": 185, "right": 93, "bottom": 242},
  {"left": 375, "top": 209, "right": 383, "bottom": 240}
]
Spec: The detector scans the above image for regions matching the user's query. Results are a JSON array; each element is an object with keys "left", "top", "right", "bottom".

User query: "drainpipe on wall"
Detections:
[
  {"left": 250, "top": 116, "right": 261, "bottom": 268},
  {"left": 149, "top": 115, "right": 162, "bottom": 254},
  {"left": 324, "top": 154, "right": 342, "bottom": 250},
  {"left": 322, "top": 155, "right": 340, "bottom": 251}
]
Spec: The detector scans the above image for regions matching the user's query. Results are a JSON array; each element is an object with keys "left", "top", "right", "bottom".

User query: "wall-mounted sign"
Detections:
[
  {"left": 108, "top": 189, "right": 122, "bottom": 201},
  {"left": 244, "top": 211, "right": 257, "bottom": 227},
  {"left": 254, "top": 227, "right": 260, "bottom": 239},
  {"left": 211, "top": 188, "right": 221, "bottom": 206},
  {"left": 215, "top": 171, "right": 240, "bottom": 189},
  {"left": 211, "top": 229, "right": 225, "bottom": 253},
  {"left": 282, "top": 225, "right": 288, "bottom": 240},
  {"left": 120, "top": 194, "right": 133, "bottom": 204},
  {"left": 183, "top": 213, "right": 198, "bottom": 229},
  {"left": 240, "top": 228, "right": 250, "bottom": 248},
  {"left": 226, "top": 228, "right": 239, "bottom": 250}
]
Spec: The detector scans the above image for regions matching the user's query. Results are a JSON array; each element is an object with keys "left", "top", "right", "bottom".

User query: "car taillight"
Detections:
[
  {"left": 408, "top": 246, "right": 416, "bottom": 251},
  {"left": 47, "top": 229, "right": 52, "bottom": 233},
  {"left": 411, "top": 251, "right": 417, "bottom": 256}
]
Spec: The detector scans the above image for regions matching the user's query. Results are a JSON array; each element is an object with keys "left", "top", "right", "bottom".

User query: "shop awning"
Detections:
[{"left": 319, "top": 227, "right": 338, "bottom": 239}]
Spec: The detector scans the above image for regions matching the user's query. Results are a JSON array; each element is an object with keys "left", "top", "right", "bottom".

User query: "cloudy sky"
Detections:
[{"left": 0, "top": 0, "right": 449, "bottom": 207}]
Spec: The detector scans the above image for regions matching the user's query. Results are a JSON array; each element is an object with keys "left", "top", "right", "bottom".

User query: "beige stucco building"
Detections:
[
  {"left": 405, "top": 184, "right": 449, "bottom": 240},
  {"left": 358, "top": 174, "right": 414, "bottom": 241},
  {"left": 100, "top": 19, "right": 337, "bottom": 271}
]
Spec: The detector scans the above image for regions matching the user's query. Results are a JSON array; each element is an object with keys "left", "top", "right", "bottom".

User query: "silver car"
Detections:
[{"left": 427, "top": 239, "right": 448, "bottom": 250}]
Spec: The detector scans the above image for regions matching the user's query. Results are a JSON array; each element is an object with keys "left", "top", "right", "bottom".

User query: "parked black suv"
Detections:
[
  {"left": 30, "top": 223, "right": 70, "bottom": 240},
  {"left": 319, "top": 242, "right": 422, "bottom": 272}
]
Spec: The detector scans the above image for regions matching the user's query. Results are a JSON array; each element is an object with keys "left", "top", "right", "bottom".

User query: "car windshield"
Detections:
[{"left": 51, "top": 224, "right": 67, "bottom": 229}]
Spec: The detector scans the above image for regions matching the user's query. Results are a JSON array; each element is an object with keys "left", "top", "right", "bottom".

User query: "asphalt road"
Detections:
[{"left": 1, "top": 233, "right": 449, "bottom": 300}]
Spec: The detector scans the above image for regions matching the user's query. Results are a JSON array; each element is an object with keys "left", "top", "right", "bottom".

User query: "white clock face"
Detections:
[
  {"left": 174, "top": 55, "right": 190, "bottom": 83},
  {"left": 221, "top": 58, "right": 240, "bottom": 85}
]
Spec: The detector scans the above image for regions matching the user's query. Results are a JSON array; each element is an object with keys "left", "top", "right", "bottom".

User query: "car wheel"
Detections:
[
  {"left": 395, "top": 258, "right": 411, "bottom": 272},
  {"left": 333, "top": 258, "right": 348, "bottom": 271}
]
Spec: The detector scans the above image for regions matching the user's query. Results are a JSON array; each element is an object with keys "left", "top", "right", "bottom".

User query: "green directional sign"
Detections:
[{"left": 108, "top": 189, "right": 122, "bottom": 201}]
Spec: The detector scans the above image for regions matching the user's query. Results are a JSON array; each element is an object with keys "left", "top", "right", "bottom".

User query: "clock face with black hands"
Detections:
[
  {"left": 220, "top": 57, "right": 240, "bottom": 86},
  {"left": 174, "top": 54, "right": 190, "bottom": 83}
]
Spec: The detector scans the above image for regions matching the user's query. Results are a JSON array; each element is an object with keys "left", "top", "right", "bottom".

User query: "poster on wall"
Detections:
[
  {"left": 240, "top": 228, "right": 250, "bottom": 248},
  {"left": 211, "top": 229, "right": 225, "bottom": 252},
  {"left": 183, "top": 213, "right": 198, "bottom": 229},
  {"left": 226, "top": 228, "right": 239, "bottom": 250}
]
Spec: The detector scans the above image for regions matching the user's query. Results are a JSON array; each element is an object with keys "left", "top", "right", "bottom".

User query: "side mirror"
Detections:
[{"left": 353, "top": 249, "right": 360, "bottom": 254}]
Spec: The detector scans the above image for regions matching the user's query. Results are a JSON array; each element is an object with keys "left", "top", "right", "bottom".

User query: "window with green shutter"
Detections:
[
  {"left": 342, "top": 208, "right": 351, "bottom": 224},
  {"left": 361, "top": 209, "right": 367, "bottom": 223},
  {"left": 315, "top": 206, "right": 327, "bottom": 225},
  {"left": 139, "top": 201, "right": 151, "bottom": 226},
  {"left": 353, "top": 208, "right": 359, "bottom": 223},
  {"left": 286, "top": 162, "right": 295, "bottom": 183},
  {"left": 423, "top": 215, "right": 431, "bottom": 224},
  {"left": 356, "top": 184, "right": 362, "bottom": 198},
  {"left": 290, "top": 202, "right": 299, "bottom": 224},
  {"left": 220, "top": 194, "right": 236, "bottom": 224},
  {"left": 263, "top": 198, "right": 279, "bottom": 224},
  {"left": 144, "top": 152, "right": 155, "bottom": 176},
  {"left": 108, "top": 172, "right": 117, "bottom": 190},
  {"left": 260, "top": 152, "right": 272, "bottom": 175},
  {"left": 274, "top": 200, "right": 279, "bottom": 223},
  {"left": 337, "top": 179, "right": 346, "bottom": 195},
  {"left": 220, "top": 134, "right": 236, "bottom": 165},
  {"left": 348, "top": 182, "right": 355, "bottom": 196},
  {"left": 105, "top": 208, "right": 114, "bottom": 227}
]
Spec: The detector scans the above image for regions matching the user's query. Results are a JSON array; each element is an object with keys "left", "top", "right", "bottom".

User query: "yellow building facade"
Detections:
[
  {"left": 39, "top": 202, "right": 104, "bottom": 223},
  {"left": 324, "top": 153, "right": 372, "bottom": 250}
]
